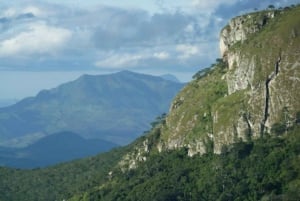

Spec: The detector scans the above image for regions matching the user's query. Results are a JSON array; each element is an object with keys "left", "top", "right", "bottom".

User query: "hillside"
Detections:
[
  {"left": 0, "top": 124, "right": 299, "bottom": 201},
  {"left": 154, "top": 5, "right": 300, "bottom": 155},
  {"left": 72, "top": 126, "right": 300, "bottom": 201},
  {"left": 76, "top": 5, "right": 300, "bottom": 199},
  {"left": 0, "top": 5, "right": 299, "bottom": 201},
  {"left": 0, "top": 70, "right": 184, "bottom": 147},
  {"left": 0, "top": 131, "right": 117, "bottom": 168}
]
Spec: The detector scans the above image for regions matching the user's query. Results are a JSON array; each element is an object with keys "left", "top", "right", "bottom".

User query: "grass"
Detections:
[
  {"left": 161, "top": 63, "right": 227, "bottom": 143},
  {"left": 213, "top": 90, "right": 248, "bottom": 133}
]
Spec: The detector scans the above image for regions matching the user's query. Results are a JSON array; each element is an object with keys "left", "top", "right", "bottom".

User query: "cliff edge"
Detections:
[{"left": 120, "top": 6, "right": 300, "bottom": 164}]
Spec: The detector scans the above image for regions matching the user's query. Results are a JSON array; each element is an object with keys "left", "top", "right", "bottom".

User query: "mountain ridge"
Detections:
[
  {"left": 133, "top": 5, "right": 300, "bottom": 156},
  {"left": 0, "top": 5, "right": 299, "bottom": 201},
  {"left": 0, "top": 131, "right": 117, "bottom": 168},
  {"left": 0, "top": 70, "right": 184, "bottom": 147}
]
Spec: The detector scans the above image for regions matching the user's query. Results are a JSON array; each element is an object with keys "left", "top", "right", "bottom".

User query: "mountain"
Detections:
[
  {"left": 0, "top": 5, "right": 299, "bottom": 201},
  {"left": 152, "top": 6, "right": 300, "bottom": 155},
  {"left": 0, "top": 70, "right": 184, "bottom": 147},
  {"left": 0, "top": 131, "right": 117, "bottom": 168},
  {"left": 0, "top": 99, "right": 17, "bottom": 108},
  {"left": 160, "top": 74, "right": 180, "bottom": 83}
]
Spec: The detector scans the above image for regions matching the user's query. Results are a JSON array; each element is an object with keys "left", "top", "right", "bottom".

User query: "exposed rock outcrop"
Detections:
[
  {"left": 118, "top": 138, "right": 149, "bottom": 171},
  {"left": 164, "top": 7, "right": 299, "bottom": 155},
  {"left": 118, "top": 7, "right": 300, "bottom": 170},
  {"left": 220, "top": 11, "right": 276, "bottom": 57}
]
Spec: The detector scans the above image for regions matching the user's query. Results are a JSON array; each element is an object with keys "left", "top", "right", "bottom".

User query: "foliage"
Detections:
[
  {"left": 72, "top": 125, "right": 300, "bottom": 201},
  {"left": 0, "top": 147, "right": 127, "bottom": 201},
  {"left": 192, "top": 58, "right": 227, "bottom": 80},
  {"left": 164, "top": 57, "right": 228, "bottom": 143},
  {"left": 150, "top": 113, "right": 167, "bottom": 128},
  {"left": 271, "top": 122, "right": 286, "bottom": 135},
  {"left": 268, "top": 5, "right": 275, "bottom": 10},
  {"left": 231, "top": 4, "right": 300, "bottom": 85},
  {"left": 296, "top": 111, "right": 300, "bottom": 124},
  {"left": 1, "top": 4, "right": 300, "bottom": 201},
  {"left": 1, "top": 124, "right": 299, "bottom": 201}
]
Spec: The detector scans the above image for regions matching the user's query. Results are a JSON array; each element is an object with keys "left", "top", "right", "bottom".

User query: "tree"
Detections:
[
  {"left": 268, "top": 5, "right": 275, "bottom": 10},
  {"left": 271, "top": 122, "right": 286, "bottom": 135},
  {"left": 296, "top": 112, "right": 300, "bottom": 124}
]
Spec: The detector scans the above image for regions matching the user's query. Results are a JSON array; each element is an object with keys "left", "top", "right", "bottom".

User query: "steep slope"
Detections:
[
  {"left": 71, "top": 6, "right": 300, "bottom": 200},
  {"left": 0, "top": 146, "right": 127, "bottom": 201},
  {"left": 145, "top": 6, "right": 300, "bottom": 155},
  {"left": 72, "top": 125, "right": 300, "bottom": 201},
  {"left": 0, "top": 71, "right": 184, "bottom": 146},
  {"left": 0, "top": 131, "right": 117, "bottom": 168},
  {"left": 98, "top": 4, "right": 300, "bottom": 193},
  {"left": 1, "top": 122, "right": 299, "bottom": 201},
  {"left": 0, "top": 6, "right": 299, "bottom": 201}
]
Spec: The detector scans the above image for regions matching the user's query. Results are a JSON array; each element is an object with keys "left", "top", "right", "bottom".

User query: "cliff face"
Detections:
[
  {"left": 119, "top": 6, "right": 300, "bottom": 168},
  {"left": 157, "top": 7, "right": 300, "bottom": 155},
  {"left": 217, "top": 7, "right": 300, "bottom": 153},
  {"left": 219, "top": 10, "right": 276, "bottom": 58}
]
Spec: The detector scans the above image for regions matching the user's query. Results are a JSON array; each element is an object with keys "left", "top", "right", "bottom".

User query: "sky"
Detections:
[{"left": 0, "top": 0, "right": 299, "bottom": 101}]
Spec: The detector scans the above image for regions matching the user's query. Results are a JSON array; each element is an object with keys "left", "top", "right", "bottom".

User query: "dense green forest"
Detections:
[
  {"left": 1, "top": 5, "right": 300, "bottom": 201},
  {"left": 0, "top": 123, "right": 299, "bottom": 201},
  {"left": 70, "top": 124, "right": 300, "bottom": 201},
  {"left": 0, "top": 147, "right": 126, "bottom": 201}
]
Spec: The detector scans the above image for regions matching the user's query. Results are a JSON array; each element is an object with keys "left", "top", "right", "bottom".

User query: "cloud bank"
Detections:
[
  {"left": 0, "top": 0, "right": 299, "bottom": 76},
  {"left": 0, "top": 22, "right": 72, "bottom": 57}
]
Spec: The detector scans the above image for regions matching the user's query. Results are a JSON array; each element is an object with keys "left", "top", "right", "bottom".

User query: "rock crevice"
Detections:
[{"left": 261, "top": 55, "right": 281, "bottom": 135}]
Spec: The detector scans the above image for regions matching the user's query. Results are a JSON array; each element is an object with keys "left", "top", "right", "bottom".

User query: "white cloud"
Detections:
[
  {"left": 22, "top": 6, "right": 44, "bottom": 17},
  {"left": 95, "top": 53, "right": 145, "bottom": 68},
  {"left": 176, "top": 44, "right": 200, "bottom": 60},
  {"left": 95, "top": 50, "right": 172, "bottom": 68},
  {"left": 153, "top": 51, "right": 169, "bottom": 60},
  {"left": 184, "top": 23, "right": 195, "bottom": 33},
  {"left": 191, "top": 0, "right": 239, "bottom": 12},
  {"left": 2, "top": 8, "right": 17, "bottom": 18},
  {"left": 0, "top": 22, "right": 72, "bottom": 57},
  {"left": 1, "top": 6, "right": 45, "bottom": 18}
]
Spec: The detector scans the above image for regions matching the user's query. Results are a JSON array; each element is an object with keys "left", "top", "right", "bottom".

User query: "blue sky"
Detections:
[{"left": 0, "top": 0, "right": 299, "bottom": 100}]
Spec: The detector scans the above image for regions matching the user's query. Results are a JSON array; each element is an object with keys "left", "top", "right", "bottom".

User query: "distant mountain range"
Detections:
[
  {"left": 0, "top": 131, "right": 117, "bottom": 168},
  {"left": 0, "top": 70, "right": 184, "bottom": 148},
  {"left": 159, "top": 74, "right": 180, "bottom": 83},
  {"left": 0, "top": 99, "right": 18, "bottom": 108},
  {"left": 0, "top": 6, "right": 300, "bottom": 201}
]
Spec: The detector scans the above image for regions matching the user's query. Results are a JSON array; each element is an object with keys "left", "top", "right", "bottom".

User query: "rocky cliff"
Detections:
[
  {"left": 217, "top": 7, "right": 300, "bottom": 152},
  {"left": 219, "top": 10, "right": 277, "bottom": 58},
  {"left": 1, "top": 6, "right": 300, "bottom": 201},
  {"left": 119, "top": 6, "right": 300, "bottom": 167}
]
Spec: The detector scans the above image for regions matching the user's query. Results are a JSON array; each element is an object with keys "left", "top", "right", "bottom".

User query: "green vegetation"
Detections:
[
  {"left": 192, "top": 58, "right": 227, "bottom": 80},
  {"left": 268, "top": 5, "right": 275, "bottom": 10},
  {"left": 231, "top": 5, "right": 300, "bottom": 84},
  {"left": 162, "top": 58, "right": 228, "bottom": 143},
  {"left": 0, "top": 147, "right": 127, "bottom": 201},
  {"left": 0, "top": 5, "right": 299, "bottom": 201},
  {"left": 271, "top": 122, "right": 287, "bottom": 135},
  {"left": 70, "top": 125, "right": 300, "bottom": 201},
  {"left": 1, "top": 124, "right": 299, "bottom": 201}
]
